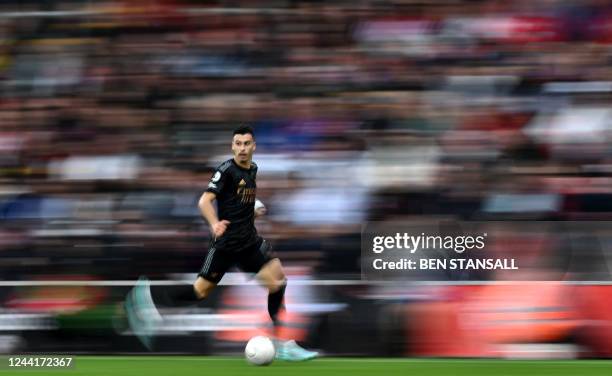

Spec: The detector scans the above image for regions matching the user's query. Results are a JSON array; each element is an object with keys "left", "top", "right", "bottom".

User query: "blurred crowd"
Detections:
[{"left": 1, "top": 0, "right": 612, "bottom": 280}]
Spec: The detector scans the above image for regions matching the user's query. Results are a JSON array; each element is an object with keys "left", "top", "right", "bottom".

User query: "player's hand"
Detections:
[
  {"left": 255, "top": 206, "right": 267, "bottom": 217},
  {"left": 212, "top": 220, "right": 230, "bottom": 238},
  {"left": 254, "top": 199, "right": 266, "bottom": 218}
]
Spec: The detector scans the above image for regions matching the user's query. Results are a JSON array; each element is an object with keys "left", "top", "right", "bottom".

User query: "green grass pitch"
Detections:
[{"left": 2, "top": 357, "right": 612, "bottom": 375}]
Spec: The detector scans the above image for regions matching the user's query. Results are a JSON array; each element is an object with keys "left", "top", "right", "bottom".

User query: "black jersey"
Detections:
[{"left": 206, "top": 158, "right": 258, "bottom": 250}]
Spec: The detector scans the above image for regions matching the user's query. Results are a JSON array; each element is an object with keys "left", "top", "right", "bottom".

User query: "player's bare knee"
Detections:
[
  {"left": 193, "top": 278, "right": 215, "bottom": 300},
  {"left": 267, "top": 258, "right": 285, "bottom": 279},
  {"left": 276, "top": 268, "right": 286, "bottom": 282},
  {"left": 268, "top": 277, "right": 287, "bottom": 293},
  {"left": 193, "top": 285, "right": 208, "bottom": 299}
]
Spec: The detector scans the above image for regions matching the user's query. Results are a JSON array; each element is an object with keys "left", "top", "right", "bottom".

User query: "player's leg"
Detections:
[
  {"left": 149, "top": 243, "right": 227, "bottom": 308},
  {"left": 256, "top": 258, "right": 287, "bottom": 325},
  {"left": 257, "top": 259, "right": 318, "bottom": 361},
  {"left": 151, "top": 277, "right": 215, "bottom": 307},
  {"left": 148, "top": 245, "right": 226, "bottom": 310},
  {"left": 153, "top": 249, "right": 222, "bottom": 307},
  {"left": 238, "top": 239, "right": 286, "bottom": 324},
  {"left": 124, "top": 276, "right": 162, "bottom": 350},
  {"left": 239, "top": 238, "right": 318, "bottom": 361},
  {"left": 193, "top": 276, "right": 217, "bottom": 299},
  {"left": 125, "top": 245, "right": 226, "bottom": 349}
]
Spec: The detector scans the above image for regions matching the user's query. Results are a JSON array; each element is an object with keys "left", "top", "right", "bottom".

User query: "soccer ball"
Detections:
[{"left": 244, "top": 336, "right": 275, "bottom": 366}]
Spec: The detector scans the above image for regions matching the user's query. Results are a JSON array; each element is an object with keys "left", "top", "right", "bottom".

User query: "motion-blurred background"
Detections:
[{"left": 1, "top": 0, "right": 612, "bottom": 358}]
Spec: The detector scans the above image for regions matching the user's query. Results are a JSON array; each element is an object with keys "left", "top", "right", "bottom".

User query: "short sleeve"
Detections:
[{"left": 206, "top": 169, "right": 228, "bottom": 195}]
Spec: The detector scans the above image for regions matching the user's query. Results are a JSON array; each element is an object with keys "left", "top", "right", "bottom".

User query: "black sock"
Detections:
[
  {"left": 268, "top": 283, "right": 286, "bottom": 325},
  {"left": 152, "top": 284, "right": 201, "bottom": 308}
]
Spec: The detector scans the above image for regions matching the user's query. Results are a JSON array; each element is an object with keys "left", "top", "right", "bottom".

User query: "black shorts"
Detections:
[{"left": 198, "top": 236, "right": 275, "bottom": 284}]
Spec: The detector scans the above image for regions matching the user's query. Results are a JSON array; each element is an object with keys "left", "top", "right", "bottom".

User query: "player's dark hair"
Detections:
[{"left": 233, "top": 125, "right": 255, "bottom": 139}]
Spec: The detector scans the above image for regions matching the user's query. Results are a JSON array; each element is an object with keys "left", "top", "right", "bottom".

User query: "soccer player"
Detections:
[{"left": 125, "top": 125, "right": 318, "bottom": 361}]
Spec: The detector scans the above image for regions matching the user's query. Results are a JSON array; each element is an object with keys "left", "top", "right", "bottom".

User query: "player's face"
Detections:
[{"left": 232, "top": 133, "right": 256, "bottom": 163}]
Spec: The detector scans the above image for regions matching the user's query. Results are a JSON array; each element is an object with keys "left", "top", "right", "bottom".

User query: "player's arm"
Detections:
[
  {"left": 201, "top": 168, "right": 230, "bottom": 237},
  {"left": 199, "top": 191, "right": 229, "bottom": 238}
]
